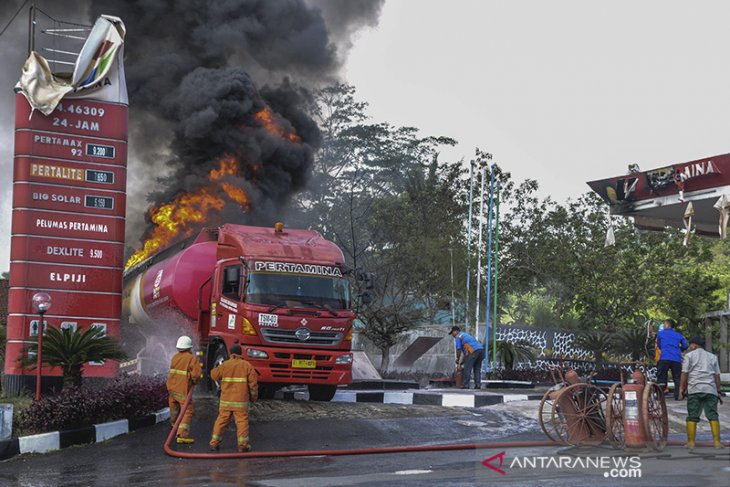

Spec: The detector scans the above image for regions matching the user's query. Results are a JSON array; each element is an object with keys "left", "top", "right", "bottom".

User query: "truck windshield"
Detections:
[{"left": 245, "top": 273, "right": 350, "bottom": 310}]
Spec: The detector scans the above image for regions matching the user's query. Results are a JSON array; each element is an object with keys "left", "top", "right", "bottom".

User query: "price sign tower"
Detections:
[{"left": 3, "top": 11, "right": 128, "bottom": 394}]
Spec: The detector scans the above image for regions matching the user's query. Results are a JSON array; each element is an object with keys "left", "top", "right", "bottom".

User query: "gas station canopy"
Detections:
[{"left": 588, "top": 153, "right": 730, "bottom": 236}]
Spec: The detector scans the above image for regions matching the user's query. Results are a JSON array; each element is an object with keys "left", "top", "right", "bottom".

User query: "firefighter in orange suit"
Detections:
[
  {"left": 210, "top": 344, "right": 259, "bottom": 452},
  {"left": 166, "top": 335, "right": 202, "bottom": 444}
]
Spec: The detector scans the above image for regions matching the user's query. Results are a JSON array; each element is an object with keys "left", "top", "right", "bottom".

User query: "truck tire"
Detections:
[
  {"left": 308, "top": 384, "right": 337, "bottom": 401},
  {"left": 258, "top": 383, "right": 277, "bottom": 400}
]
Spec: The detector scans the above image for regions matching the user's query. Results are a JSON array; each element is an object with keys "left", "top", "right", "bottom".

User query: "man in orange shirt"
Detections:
[
  {"left": 210, "top": 344, "right": 259, "bottom": 452},
  {"left": 166, "top": 335, "right": 202, "bottom": 444}
]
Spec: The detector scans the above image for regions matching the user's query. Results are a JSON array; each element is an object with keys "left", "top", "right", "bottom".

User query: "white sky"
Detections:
[
  {"left": 2, "top": 0, "right": 730, "bottom": 272},
  {"left": 344, "top": 0, "right": 730, "bottom": 198}
]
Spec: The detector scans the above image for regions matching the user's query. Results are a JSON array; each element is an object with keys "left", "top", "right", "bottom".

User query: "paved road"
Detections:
[{"left": 1, "top": 397, "right": 728, "bottom": 486}]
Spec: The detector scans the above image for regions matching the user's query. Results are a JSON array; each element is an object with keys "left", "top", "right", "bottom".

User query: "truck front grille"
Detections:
[
  {"left": 268, "top": 366, "right": 333, "bottom": 380},
  {"left": 260, "top": 328, "right": 342, "bottom": 346}
]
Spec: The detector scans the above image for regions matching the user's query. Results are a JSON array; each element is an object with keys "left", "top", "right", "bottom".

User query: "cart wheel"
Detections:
[
  {"left": 538, "top": 388, "right": 562, "bottom": 442},
  {"left": 550, "top": 383, "right": 608, "bottom": 446},
  {"left": 605, "top": 384, "right": 625, "bottom": 449},
  {"left": 642, "top": 382, "right": 668, "bottom": 451}
]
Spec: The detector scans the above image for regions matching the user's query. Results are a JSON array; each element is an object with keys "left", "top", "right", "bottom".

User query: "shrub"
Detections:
[
  {"left": 16, "top": 375, "right": 167, "bottom": 435},
  {"left": 574, "top": 331, "right": 614, "bottom": 364},
  {"left": 489, "top": 340, "right": 536, "bottom": 370},
  {"left": 21, "top": 326, "right": 127, "bottom": 389},
  {"left": 613, "top": 327, "right": 650, "bottom": 361}
]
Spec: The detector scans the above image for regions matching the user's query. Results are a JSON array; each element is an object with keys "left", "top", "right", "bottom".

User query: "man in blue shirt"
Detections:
[
  {"left": 656, "top": 319, "right": 689, "bottom": 400},
  {"left": 450, "top": 326, "right": 485, "bottom": 390}
]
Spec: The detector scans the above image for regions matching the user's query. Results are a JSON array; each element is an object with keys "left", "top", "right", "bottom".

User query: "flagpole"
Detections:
[
  {"left": 474, "top": 166, "right": 486, "bottom": 338},
  {"left": 449, "top": 247, "right": 456, "bottom": 326},
  {"left": 492, "top": 182, "right": 501, "bottom": 372},
  {"left": 464, "top": 161, "right": 475, "bottom": 330},
  {"left": 483, "top": 157, "right": 495, "bottom": 370}
]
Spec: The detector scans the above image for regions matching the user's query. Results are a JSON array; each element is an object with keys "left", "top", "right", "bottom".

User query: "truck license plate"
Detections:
[{"left": 292, "top": 359, "right": 316, "bottom": 369}]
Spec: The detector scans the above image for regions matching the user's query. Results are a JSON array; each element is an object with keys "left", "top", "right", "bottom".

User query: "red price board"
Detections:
[
  {"left": 14, "top": 156, "right": 127, "bottom": 191},
  {"left": 15, "top": 94, "right": 128, "bottom": 139},
  {"left": 12, "top": 208, "right": 126, "bottom": 241},
  {"left": 10, "top": 235, "right": 124, "bottom": 267},
  {"left": 13, "top": 182, "right": 126, "bottom": 217},
  {"left": 10, "top": 262, "right": 123, "bottom": 293},
  {"left": 14, "top": 129, "right": 128, "bottom": 166},
  {"left": 8, "top": 288, "right": 123, "bottom": 319}
]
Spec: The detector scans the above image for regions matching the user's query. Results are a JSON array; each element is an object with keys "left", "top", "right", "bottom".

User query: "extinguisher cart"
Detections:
[
  {"left": 605, "top": 362, "right": 668, "bottom": 451},
  {"left": 539, "top": 365, "right": 608, "bottom": 446},
  {"left": 539, "top": 362, "right": 668, "bottom": 450}
]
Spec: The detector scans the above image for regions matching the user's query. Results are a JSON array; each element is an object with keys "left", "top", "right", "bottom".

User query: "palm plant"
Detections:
[
  {"left": 490, "top": 340, "right": 536, "bottom": 370},
  {"left": 573, "top": 331, "right": 614, "bottom": 364},
  {"left": 23, "top": 326, "right": 127, "bottom": 389},
  {"left": 612, "top": 327, "right": 649, "bottom": 361}
]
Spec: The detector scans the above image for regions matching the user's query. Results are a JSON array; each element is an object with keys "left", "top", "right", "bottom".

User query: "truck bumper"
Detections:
[{"left": 243, "top": 345, "right": 352, "bottom": 385}]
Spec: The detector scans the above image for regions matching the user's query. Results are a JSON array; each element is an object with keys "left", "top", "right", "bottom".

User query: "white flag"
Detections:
[
  {"left": 683, "top": 202, "right": 695, "bottom": 246},
  {"left": 714, "top": 195, "right": 730, "bottom": 239}
]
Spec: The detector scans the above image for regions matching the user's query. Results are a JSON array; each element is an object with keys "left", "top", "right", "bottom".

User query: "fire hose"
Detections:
[{"left": 163, "top": 390, "right": 727, "bottom": 459}]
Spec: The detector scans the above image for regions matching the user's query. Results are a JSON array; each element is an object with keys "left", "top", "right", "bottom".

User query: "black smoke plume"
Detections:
[{"left": 83, "top": 0, "right": 383, "bottom": 254}]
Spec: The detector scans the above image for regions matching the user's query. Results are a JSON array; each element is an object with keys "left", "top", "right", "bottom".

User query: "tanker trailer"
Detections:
[{"left": 123, "top": 223, "right": 357, "bottom": 401}]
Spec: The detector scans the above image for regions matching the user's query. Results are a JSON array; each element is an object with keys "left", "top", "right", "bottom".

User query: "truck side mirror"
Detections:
[
  {"left": 355, "top": 268, "right": 375, "bottom": 290},
  {"left": 364, "top": 272, "right": 375, "bottom": 290}
]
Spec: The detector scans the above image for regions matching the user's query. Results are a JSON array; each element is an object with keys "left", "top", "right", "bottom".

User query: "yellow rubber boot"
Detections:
[
  {"left": 685, "top": 421, "right": 696, "bottom": 450},
  {"left": 710, "top": 420, "right": 723, "bottom": 449}
]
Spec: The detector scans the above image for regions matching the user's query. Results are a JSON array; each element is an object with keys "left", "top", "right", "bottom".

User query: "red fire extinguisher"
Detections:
[
  {"left": 455, "top": 364, "right": 464, "bottom": 388},
  {"left": 623, "top": 371, "right": 647, "bottom": 448}
]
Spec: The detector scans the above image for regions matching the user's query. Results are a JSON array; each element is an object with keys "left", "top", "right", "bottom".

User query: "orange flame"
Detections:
[
  {"left": 125, "top": 106, "right": 301, "bottom": 270},
  {"left": 255, "top": 106, "right": 301, "bottom": 143},
  {"left": 125, "top": 156, "right": 250, "bottom": 269}
]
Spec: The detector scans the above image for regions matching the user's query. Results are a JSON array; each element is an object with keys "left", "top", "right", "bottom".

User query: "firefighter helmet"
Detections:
[{"left": 176, "top": 336, "right": 193, "bottom": 350}]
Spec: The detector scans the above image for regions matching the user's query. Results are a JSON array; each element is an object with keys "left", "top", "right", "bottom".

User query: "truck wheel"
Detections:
[
  {"left": 258, "top": 383, "right": 277, "bottom": 400},
  {"left": 308, "top": 384, "right": 337, "bottom": 401}
]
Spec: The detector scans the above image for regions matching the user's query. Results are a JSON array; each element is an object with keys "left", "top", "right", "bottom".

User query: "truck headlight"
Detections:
[
  {"left": 335, "top": 353, "right": 353, "bottom": 364},
  {"left": 246, "top": 348, "right": 268, "bottom": 359}
]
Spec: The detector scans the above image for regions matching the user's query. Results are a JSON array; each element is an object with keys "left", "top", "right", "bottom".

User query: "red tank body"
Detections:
[
  {"left": 124, "top": 240, "right": 218, "bottom": 327},
  {"left": 123, "top": 223, "right": 355, "bottom": 400}
]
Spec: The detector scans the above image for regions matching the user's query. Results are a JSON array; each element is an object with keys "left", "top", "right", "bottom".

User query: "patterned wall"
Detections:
[{"left": 494, "top": 325, "right": 656, "bottom": 378}]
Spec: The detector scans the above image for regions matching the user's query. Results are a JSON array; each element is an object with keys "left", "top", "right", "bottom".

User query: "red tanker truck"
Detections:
[{"left": 123, "top": 222, "right": 365, "bottom": 401}]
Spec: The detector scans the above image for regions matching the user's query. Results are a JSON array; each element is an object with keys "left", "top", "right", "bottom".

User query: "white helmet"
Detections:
[{"left": 176, "top": 336, "right": 193, "bottom": 350}]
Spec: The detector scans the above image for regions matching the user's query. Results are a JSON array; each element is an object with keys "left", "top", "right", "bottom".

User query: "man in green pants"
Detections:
[{"left": 679, "top": 336, "right": 724, "bottom": 449}]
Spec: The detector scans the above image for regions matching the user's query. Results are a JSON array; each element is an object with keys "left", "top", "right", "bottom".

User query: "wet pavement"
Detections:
[{"left": 1, "top": 395, "right": 729, "bottom": 486}]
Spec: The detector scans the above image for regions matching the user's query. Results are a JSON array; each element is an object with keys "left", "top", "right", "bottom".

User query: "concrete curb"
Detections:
[
  {"left": 0, "top": 407, "right": 170, "bottom": 461},
  {"left": 282, "top": 390, "right": 544, "bottom": 407}
]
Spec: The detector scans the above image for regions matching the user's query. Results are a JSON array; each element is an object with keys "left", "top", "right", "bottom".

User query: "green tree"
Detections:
[
  {"left": 303, "top": 83, "right": 464, "bottom": 368},
  {"left": 23, "top": 326, "right": 127, "bottom": 389}
]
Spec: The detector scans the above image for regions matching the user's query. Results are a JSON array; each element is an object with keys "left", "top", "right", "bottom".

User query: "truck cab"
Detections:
[{"left": 203, "top": 224, "right": 355, "bottom": 401}]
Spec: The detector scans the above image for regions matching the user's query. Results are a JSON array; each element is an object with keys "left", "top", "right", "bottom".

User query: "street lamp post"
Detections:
[{"left": 31, "top": 292, "right": 52, "bottom": 401}]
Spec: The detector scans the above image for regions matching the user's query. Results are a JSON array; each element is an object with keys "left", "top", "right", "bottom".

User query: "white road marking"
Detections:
[{"left": 394, "top": 469, "right": 433, "bottom": 475}]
